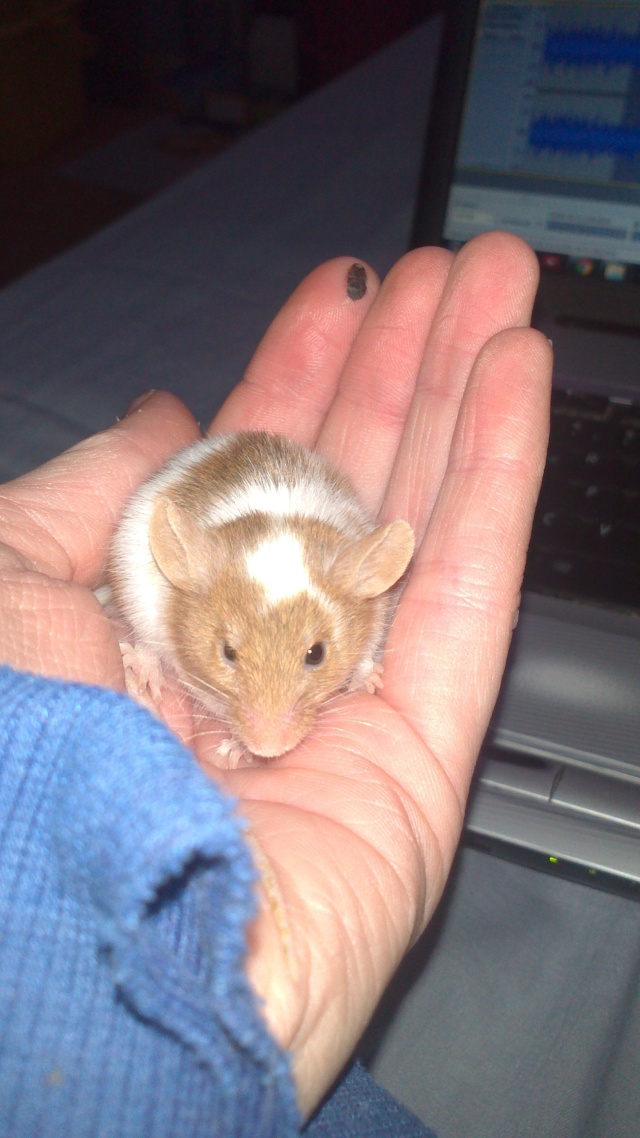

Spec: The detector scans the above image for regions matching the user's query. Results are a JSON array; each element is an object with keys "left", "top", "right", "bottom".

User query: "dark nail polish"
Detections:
[{"left": 346, "top": 263, "right": 367, "bottom": 300}]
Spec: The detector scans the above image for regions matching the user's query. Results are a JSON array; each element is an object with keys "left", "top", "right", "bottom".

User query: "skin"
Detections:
[{"left": 0, "top": 233, "right": 551, "bottom": 1117}]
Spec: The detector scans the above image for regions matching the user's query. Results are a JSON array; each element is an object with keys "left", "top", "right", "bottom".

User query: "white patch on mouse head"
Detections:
[{"left": 246, "top": 531, "right": 313, "bottom": 605}]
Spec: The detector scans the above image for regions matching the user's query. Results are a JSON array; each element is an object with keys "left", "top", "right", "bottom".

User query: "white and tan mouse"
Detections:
[{"left": 107, "top": 430, "right": 414, "bottom": 765}]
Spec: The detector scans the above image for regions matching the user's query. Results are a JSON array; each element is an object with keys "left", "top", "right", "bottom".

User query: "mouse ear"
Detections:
[
  {"left": 149, "top": 498, "right": 221, "bottom": 593},
  {"left": 332, "top": 520, "right": 414, "bottom": 599}
]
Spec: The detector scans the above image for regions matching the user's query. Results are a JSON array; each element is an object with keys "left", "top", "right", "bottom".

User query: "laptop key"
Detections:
[
  {"left": 526, "top": 391, "right": 640, "bottom": 610},
  {"left": 551, "top": 391, "right": 611, "bottom": 419},
  {"left": 524, "top": 551, "right": 640, "bottom": 610}
]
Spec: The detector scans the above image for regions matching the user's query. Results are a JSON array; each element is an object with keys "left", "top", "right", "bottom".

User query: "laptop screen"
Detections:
[{"left": 443, "top": 1, "right": 640, "bottom": 279}]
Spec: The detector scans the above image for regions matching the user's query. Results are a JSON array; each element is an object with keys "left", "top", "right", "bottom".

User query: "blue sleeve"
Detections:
[
  {"left": 0, "top": 665, "right": 436, "bottom": 1138},
  {"left": 0, "top": 665, "right": 299, "bottom": 1138}
]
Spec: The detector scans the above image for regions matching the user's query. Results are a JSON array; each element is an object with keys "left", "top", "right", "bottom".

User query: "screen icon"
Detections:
[
  {"left": 570, "top": 257, "right": 595, "bottom": 277},
  {"left": 540, "top": 253, "right": 564, "bottom": 272},
  {"left": 603, "top": 262, "right": 627, "bottom": 282}
]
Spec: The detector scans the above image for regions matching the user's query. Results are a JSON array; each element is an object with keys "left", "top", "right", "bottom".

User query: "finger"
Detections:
[
  {"left": 207, "top": 257, "right": 379, "bottom": 445},
  {"left": 0, "top": 571, "right": 124, "bottom": 688},
  {"left": 316, "top": 246, "right": 453, "bottom": 514},
  {"left": 385, "top": 326, "right": 552, "bottom": 801},
  {"left": 0, "top": 390, "right": 199, "bottom": 584},
  {"left": 384, "top": 232, "right": 541, "bottom": 535}
]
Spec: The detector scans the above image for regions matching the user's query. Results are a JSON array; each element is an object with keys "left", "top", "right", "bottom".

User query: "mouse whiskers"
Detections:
[{"left": 175, "top": 668, "right": 228, "bottom": 716}]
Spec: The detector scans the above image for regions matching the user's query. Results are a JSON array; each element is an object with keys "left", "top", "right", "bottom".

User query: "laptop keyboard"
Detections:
[{"left": 524, "top": 390, "right": 640, "bottom": 610}]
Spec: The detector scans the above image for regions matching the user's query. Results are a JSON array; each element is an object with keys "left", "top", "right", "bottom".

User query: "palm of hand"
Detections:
[{"left": 0, "top": 237, "right": 551, "bottom": 1113}]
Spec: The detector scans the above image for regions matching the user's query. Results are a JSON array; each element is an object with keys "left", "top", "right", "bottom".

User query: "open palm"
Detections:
[{"left": 0, "top": 234, "right": 551, "bottom": 1115}]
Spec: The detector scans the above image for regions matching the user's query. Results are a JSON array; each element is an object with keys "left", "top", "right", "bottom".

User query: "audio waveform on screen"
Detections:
[
  {"left": 529, "top": 116, "right": 640, "bottom": 156},
  {"left": 544, "top": 27, "right": 640, "bottom": 68}
]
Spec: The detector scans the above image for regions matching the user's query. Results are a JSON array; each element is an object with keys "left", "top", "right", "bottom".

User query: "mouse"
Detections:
[{"left": 106, "top": 430, "right": 414, "bottom": 766}]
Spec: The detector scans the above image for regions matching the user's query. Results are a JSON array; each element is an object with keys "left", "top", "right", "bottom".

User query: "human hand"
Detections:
[{"left": 0, "top": 233, "right": 551, "bottom": 1115}]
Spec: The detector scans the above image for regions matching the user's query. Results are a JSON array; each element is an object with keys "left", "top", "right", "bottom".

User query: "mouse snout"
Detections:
[{"left": 238, "top": 702, "right": 310, "bottom": 759}]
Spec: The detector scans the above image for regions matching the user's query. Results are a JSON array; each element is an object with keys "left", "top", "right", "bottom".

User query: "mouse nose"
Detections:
[{"left": 242, "top": 707, "right": 305, "bottom": 759}]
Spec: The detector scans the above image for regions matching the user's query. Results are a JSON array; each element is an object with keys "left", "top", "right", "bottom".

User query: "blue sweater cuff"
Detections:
[{"left": 0, "top": 665, "right": 299, "bottom": 1137}]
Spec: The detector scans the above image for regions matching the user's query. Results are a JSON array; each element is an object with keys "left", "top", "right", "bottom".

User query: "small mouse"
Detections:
[{"left": 107, "top": 430, "right": 414, "bottom": 765}]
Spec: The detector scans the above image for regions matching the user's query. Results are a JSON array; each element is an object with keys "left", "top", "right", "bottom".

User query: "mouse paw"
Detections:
[
  {"left": 364, "top": 661, "right": 384, "bottom": 694},
  {"left": 216, "top": 736, "right": 246, "bottom": 769},
  {"left": 349, "top": 659, "right": 384, "bottom": 695},
  {"left": 120, "top": 641, "right": 166, "bottom": 710}
]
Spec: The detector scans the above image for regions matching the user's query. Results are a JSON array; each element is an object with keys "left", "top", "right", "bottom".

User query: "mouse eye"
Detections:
[
  {"left": 222, "top": 641, "right": 238, "bottom": 664},
  {"left": 305, "top": 641, "right": 326, "bottom": 667}
]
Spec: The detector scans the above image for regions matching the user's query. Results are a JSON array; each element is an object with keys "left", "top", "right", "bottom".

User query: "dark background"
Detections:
[{"left": 0, "top": 0, "right": 442, "bottom": 288}]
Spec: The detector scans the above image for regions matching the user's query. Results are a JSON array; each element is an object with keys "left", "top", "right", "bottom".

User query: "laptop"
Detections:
[{"left": 412, "top": 0, "right": 640, "bottom": 898}]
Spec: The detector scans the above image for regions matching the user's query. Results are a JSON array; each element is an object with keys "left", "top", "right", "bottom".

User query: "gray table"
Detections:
[{"left": 1, "top": 19, "right": 638, "bottom": 1137}]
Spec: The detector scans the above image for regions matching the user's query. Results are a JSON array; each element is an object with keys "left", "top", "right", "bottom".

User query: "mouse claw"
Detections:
[
  {"left": 365, "top": 664, "right": 384, "bottom": 694},
  {"left": 349, "top": 659, "right": 384, "bottom": 695},
  {"left": 120, "top": 641, "right": 166, "bottom": 709},
  {"left": 363, "top": 662, "right": 384, "bottom": 694},
  {"left": 216, "top": 736, "right": 246, "bottom": 769}
]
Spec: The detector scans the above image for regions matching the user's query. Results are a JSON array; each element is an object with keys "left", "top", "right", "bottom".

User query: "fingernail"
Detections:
[
  {"left": 120, "top": 390, "right": 156, "bottom": 419},
  {"left": 346, "top": 262, "right": 367, "bottom": 300}
]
